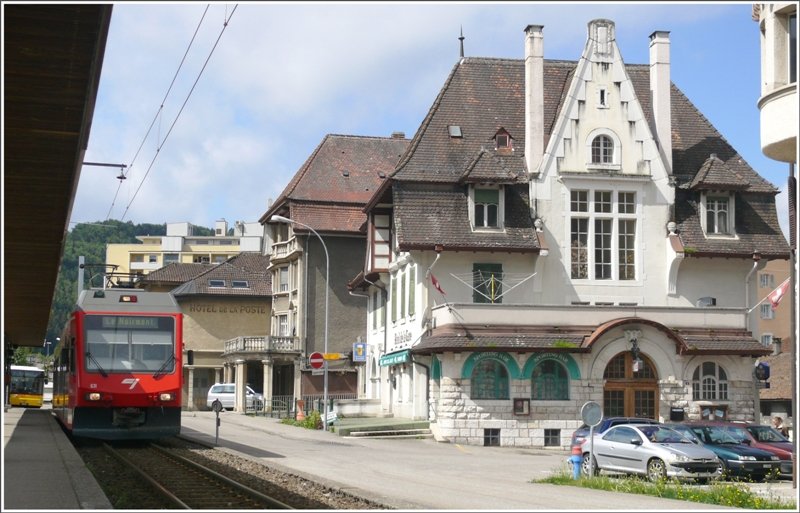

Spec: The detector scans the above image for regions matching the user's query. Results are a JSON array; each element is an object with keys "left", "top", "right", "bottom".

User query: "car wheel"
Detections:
[
  {"left": 716, "top": 459, "right": 729, "bottom": 480},
  {"left": 647, "top": 458, "right": 667, "bottom": 482},
  {"left": 581, "top": 453, "right": 599, "bottom": 476}
]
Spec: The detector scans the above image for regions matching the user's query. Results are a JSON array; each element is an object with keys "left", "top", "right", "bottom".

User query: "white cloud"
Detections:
[{"left": 73, "top": 2, "right": 782, "bottom": 232}]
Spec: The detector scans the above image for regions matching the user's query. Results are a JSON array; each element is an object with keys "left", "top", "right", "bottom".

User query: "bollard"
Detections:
[{"left": 570, "top": 445, "right": 582, "bottom": 480}]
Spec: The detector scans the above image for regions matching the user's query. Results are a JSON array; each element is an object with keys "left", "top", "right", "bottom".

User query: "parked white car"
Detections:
[
  {"left": 581, "top": 424, "right": 720, "bottom": 482},
  {"left": 206, "top": 383, "right": 264, "bottom": 410}
]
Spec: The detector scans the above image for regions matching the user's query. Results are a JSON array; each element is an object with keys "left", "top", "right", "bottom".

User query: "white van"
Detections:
[{"left": 206, "top": 383, "right": 264, "bottom": 410}]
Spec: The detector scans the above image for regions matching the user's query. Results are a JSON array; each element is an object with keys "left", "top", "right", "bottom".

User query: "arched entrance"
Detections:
[{"left": 603, "top": 352, "right": 658, "bottom": 418}]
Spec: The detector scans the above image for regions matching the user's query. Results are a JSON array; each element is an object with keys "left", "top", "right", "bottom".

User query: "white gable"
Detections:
[{"left": 536, "top": 19, "right": 671, "bottom": 202}]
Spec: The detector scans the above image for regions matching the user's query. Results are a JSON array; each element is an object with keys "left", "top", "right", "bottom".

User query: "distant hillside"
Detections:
[{"left": 44, "top": 220, "right": 213, "bottom": 344}]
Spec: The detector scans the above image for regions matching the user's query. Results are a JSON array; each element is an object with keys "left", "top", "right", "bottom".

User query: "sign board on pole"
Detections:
[{"left": 309, "top": 352, "right": 324, "bottom": 369}]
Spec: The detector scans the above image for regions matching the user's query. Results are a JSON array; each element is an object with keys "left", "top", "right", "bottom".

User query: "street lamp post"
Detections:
[{"left": 271, "top": 215, "right": 331, "bottom": 431}]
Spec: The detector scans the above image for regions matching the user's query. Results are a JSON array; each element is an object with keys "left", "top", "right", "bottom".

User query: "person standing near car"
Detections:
[{"left": 772, "top": 416, "right": 790, "bottom": 438}]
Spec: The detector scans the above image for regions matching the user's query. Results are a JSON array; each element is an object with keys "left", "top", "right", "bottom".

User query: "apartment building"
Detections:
[{"left": 106, "top": 219, "right": 266, "bottom": 276}]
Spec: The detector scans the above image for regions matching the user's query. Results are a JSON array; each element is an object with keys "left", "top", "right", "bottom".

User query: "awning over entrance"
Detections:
[{"left": 379, "top": 349, "right": 410, "bottom": 366}]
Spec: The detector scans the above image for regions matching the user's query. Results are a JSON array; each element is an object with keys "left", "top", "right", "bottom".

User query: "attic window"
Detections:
[
  {"left": 378, "top": 172, "right": 386, "bottom": 179},
  {"left": 597, "top": 87, "right": 609, "bottom": 108},
  {"left": 448, "top": 125, "right": 463, "bottom": 138},
  {"left": 700, "top": 192, "right": 735, "bottom": 237},
  {"left": 232, "top": 280, "right": 249, "bottom": 288},
  {"left": 493, "top": 128, "right": 513, "bottom": 151},
  {"left": 209, "top": 279, "right": 226, "bottom": 288},
  {"left": 342, "top": 170, "right": 350, "bottom": 177}
]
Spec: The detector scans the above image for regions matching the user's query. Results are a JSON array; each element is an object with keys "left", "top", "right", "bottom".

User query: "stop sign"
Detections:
[{"left": 309, "top": 352, "right": 324, "bottom": 369}]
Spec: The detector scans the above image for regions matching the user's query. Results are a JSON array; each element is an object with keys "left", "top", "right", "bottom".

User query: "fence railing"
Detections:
[{"left": 257, "top": 393, "right": 357, "bottom": 419}]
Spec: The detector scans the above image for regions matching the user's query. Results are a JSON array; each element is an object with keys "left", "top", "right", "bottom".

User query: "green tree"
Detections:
[{"left": 45, "top": 220, "right": 212, "bottom": 342}]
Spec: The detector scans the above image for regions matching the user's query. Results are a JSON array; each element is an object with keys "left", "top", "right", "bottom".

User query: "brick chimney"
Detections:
[
  {"left": 524, "top": 24, "right": 544, "bottom": 175},
  {"left": 649, "top": 30, "right": 672, "bottom": 173}
]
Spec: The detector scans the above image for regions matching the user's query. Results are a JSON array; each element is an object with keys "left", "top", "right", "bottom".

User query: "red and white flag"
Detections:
[
  {"left": 767, "top": 277, "right": 791, "bottom": 310},
  {"left": 430, "top": 273, "right": 446, "bottom": 295}
]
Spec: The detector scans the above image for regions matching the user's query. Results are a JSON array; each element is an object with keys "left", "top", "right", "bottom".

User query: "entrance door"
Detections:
[
  {"left": 603, "top": 352, "right": 658, "bottom": 418},
  {"left": 273, "top": 364, "right": 294, "bottom": 395}
]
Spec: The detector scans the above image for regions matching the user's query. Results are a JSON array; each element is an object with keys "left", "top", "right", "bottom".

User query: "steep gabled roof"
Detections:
[
  {"left": 383, "top": 56, "right": 787, "bottom": 259},
  {"left": 685, "top": 153, "right": 751, "bottom": 190},
  {"left": 139, "top": 262, "right": 214, "bottom": 286},
  {"left": 458, "top": 149, "right": 527, "bottom": 184},
  {"left": 171, "top": 252, "right": 271, "bottom": 297},
  {"left": 260, "top": 134, "right": 409, "bottom": 229},
  {"left": 394, "top": 183, "right": 538, "bottom": 252}
]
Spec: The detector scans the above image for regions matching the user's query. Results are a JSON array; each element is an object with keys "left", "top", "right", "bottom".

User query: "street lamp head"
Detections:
[{"left": 271, "top": 215, "right": 291, "bottom": 224}]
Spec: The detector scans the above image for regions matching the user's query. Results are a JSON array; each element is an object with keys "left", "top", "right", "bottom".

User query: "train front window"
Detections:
[{"left": 84, "top": 315, "right": 176, "bottom": 373}]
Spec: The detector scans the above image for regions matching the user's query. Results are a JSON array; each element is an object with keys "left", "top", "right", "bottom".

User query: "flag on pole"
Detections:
[
  {"left": 767, "top": 277, "right": 790, "bottom": 310},
  {"left": 430, "top": 273, "right": 446, "bottom": 295}
]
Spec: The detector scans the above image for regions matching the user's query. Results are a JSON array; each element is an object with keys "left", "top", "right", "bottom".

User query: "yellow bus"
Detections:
[{"left": 9, "top": 365, "right": 46, "bottom": 408}]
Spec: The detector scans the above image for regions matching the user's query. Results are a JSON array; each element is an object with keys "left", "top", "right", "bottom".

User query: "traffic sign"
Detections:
[{"left": 309, "top": 352, "right": 324, "bottom": 369}]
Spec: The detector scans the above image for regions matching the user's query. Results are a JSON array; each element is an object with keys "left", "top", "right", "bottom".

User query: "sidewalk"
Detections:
[{"left": 180, "top": 411, "right": 791, "bottom": 510}]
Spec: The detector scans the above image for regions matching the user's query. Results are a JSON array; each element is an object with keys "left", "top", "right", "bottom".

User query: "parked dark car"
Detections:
[
  {"left": 570, "top": 417, "right": 660, "bottom": 448},
  {"left": 664, "top": 423, "right": 781, "bottom": 481},
  {"left": 741, "top": 423, "right": 794, "bottom": 478},
  {"left": 685, "top": 421, "right": 793, "bottom": 479}
]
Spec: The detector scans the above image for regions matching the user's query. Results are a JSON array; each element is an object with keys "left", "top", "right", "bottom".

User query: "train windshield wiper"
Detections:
[
  {"left": 85, "top": 352, "right": 108, "bottom": 377},
  {"left": 153, "top": 353, "right": 175, "bottom": 380}
]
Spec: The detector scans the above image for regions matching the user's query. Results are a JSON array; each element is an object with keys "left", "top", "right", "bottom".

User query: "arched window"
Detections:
[
  {"left": 591, "top": 135, "right": 614, "bottom": 164},
  {"left": 531, "top": 360, "right": 569, "bottom": 400},
  {"left": 692, "top": 362, "right": 729, "bottom": 400},
  {"left": 470, "top": 359, "right": 509, "bottom": 399}
]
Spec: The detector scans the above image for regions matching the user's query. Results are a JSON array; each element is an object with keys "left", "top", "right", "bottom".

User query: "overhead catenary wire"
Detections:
[
  {"left": 113, "top": 5, "right": 239, "bottom": 222},
  {"left": 105, "top": 5, "right": 211, "bottom": 221}
]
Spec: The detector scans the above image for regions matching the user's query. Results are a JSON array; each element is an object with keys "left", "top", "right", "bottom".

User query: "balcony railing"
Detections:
[
  {"left": 223, "top": 335, "right": 302, "bottom": 355},
  {"left": 430, "top": 303, "right": 748, "bottom": 330},
  {"left": 270, "top": 237, "right": 302, "bottom": 263}
]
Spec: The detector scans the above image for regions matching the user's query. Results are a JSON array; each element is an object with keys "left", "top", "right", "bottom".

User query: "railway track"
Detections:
[{"left": 103, "top": 442, "right": 293, "bottom": 509}]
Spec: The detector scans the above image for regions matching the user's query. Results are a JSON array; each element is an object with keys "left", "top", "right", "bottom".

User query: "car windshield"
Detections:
[
  {"left": 640, "top": 426, "right": 692, "bottom": 443},
  {"left": 748, "top": 425, "right": 789, "bottom": 442},
  {"left": 670, "top": 425, "right": 700, "bottom": 443},
  {"left": 720, "top": 426, "right": 751, "bottom": 443},
  {"left": 703, "top": 426, "right": 742, "bottom": 444}
]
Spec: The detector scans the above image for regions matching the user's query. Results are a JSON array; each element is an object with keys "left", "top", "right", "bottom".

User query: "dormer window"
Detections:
[
  {"left": 471, "top": 186, "right": 503, "bottom": 229},
  {"left": 494, "top": 129, "right": 512, "bottom": 150},
  {"left": 701, "top": 192, "right": 735, "bottom": 236}
]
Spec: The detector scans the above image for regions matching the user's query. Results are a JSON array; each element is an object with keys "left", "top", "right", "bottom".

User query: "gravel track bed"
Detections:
[{"left": 76, "top": 437, "right": 390, "bottom": 509}]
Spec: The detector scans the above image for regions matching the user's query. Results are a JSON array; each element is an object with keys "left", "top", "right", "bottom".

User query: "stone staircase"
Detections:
[{"left": 336, "top": 420, "right": 432, "bottom": 439}]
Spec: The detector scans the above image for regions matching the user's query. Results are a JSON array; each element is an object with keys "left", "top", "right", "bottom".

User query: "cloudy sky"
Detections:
[{"left": 72, "top": 1, "right": 790, "bottom": 238}]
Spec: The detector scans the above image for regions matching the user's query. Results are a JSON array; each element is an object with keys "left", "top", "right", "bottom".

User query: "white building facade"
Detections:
[{"left": 349, "top": 19, "right": 789, "bottom": 448}]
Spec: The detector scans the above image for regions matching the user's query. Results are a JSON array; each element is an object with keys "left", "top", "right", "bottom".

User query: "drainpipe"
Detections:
[{"left": 744, "top": 253, "right": 761, "bottom": 332}]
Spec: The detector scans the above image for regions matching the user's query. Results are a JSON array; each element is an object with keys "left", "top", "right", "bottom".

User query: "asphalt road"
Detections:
[{"left": 180, "top": 411, "right": 743, "bottom": 510}]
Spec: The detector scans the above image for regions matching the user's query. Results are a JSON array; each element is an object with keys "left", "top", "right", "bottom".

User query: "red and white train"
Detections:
[{"left": 52, "top": 287, "right": 183, "bottom": 440}]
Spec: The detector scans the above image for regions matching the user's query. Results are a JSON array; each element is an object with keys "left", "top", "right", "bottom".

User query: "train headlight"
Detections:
[
  {"left": 158, "top": 393, "right": 175, "bottom": 402},
  {"left": 85, "top": 392, "right": 103, "bottom": 401}
]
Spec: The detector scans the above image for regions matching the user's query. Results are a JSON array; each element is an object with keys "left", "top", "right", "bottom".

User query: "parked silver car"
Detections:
[
  {"left": 581, "top": 423, "right": 720, "bottom": 482},
  {"left": 206, "top": 383, "right": 264, "bottom": 410}
]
